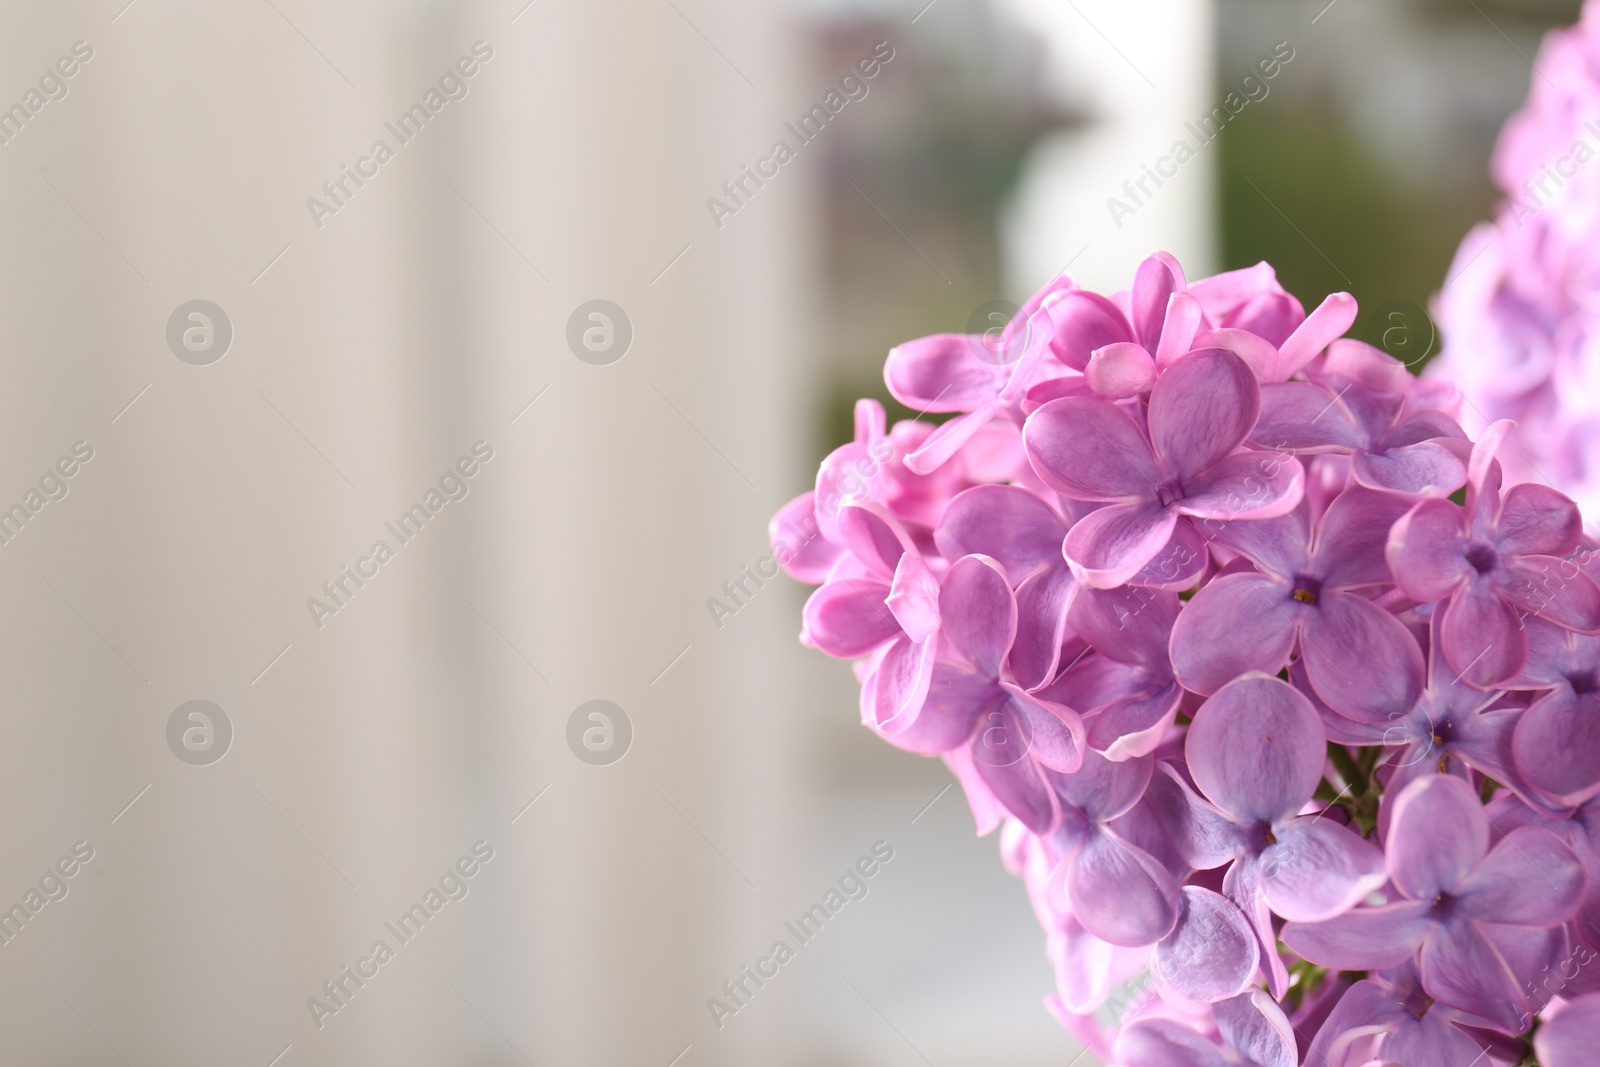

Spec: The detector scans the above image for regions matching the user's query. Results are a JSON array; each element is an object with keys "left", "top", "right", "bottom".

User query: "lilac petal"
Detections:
[
  {"left": 1299, "top": 591, "right": 1425, "bottom": 722},
  {"left": 1313, "top": 486, "right": 1415, "bottom": 590},
  {"left": 1467, "top": 423, "right": 1511, "bottom": 528},
  {"left": 1062, "top": 501, "right": 1178, "bottom": 589},
  {"left": 1323, "top": 337, "right": 1411, "bottom": 392},
  {"left": 1131, "top": 253, "right": 1181, "bottom": 352},
  {"left": 1153, "top": 886, "right": 1260, "bottom": 1004},
  {"left": 1009, "top": 565, "right": 1076, "bottom": 691},
  {"left": 1049, "top": 920, "right": 1116, "bottom": 1015},
  {"left": 886, "top": 551, "right": 940, "bottom": 642},
  {"left": 1511, "top": 615, "right": 1596, "bottom": 688},
  {"left": 1195, "top": 326, "right": 1281, "bottom": 380},
  {"left": 1207, "top": 504, "right": 1310, "bottom": 580},
  {"left": 936, "top": 555, "right": 1013, "bottom": 677},
  {"left": 801, "top": 579, "right": 898, "bottom": 658},
  {"left": 1148, "top": 348, "right": 1260, "bottom": 478},
  {"left": 1186, "top": 260, "right": 1279, "bottom": 318},
  {"left": 1169, "top": 574, "right": 1298, "bottom": 696},
  {"left": 1128, "top": 519, "right": 1210, "bottom": 589},
  {"left": 1460, "top": 825, "right": 1584, "bottom": 926},
  {"left": 1260, "top": 816, "right": 1387, "bottom": 922},
  {"left": 972, "top": 740, "right": 1058, "bottom": 834},
  {"left": 1388, "top": 775, "right": 1490, "bottom": 899},
  {"left": 860, "top": 634, "right": 937, "bottom": 735},
  {"left": 1213, "top": 991, "right": 1298, "bottom": 1067},
  {"left": 1352, "top": 440, "right": 1468, "bottom": 497},
  {"left": 1384, "top": 1011, "right": 1498, "bottom": 1067},
  {"left": 883, "top": 333, "right": 999, "bottom": 411},
  {"left": 1187, "top": 674, "right": 1326, "bottom": 825},
  {"left": 1155, "top": 292, "right": 1203, "bottom": 367},
  {"left": 934, "top": 484, "right": 1065, "bottom": 580},
  {"left": 1116, "top": 1020, "right": 1234, "bottom": 1067},
  {"left": 1175, "top": 450, "right": 1305, "bottom": 521},
  {"left": 1441, "top": 578, "right": 1528, "bottom": 688},
  {"left": 1068, "top": 832, "right": 1180, "bottom": 946},
  {"left": 1086, "top": 682, "right": 1183, "bottom": 761},
  {"left": 1069, "top": 584, "right": 1181, "bottom": 668},
  {"left": 1280, "top": 901, "right": 1433, "bottom": 970},
  {"left": 1251, "top": 381, "right": 1364, "bottom": 452},
  {"left": 1052, "top": 748, "right": 1152, "bottom": 822},
  {"left": 1302, "top": 980, "right": 1403, "bottom": 1067},
  {"left": 769, "top": 492, "right": 840, "bottom": 583},
  {"left": 903, "top": 402, "right": 1002, "bottom": 475},
  {"left": 1484, "top": 913, "right": 1568, "bottom": 1004},
  {"left": 1047, "top": 290, "right": 1134, "bottom": 370},
  {"left": 1515, "top": 688, "right": 1600, "bottom": 805},
  {"left": 883, "top": 668, "right": 994, "bottom": 754},
  {"left": 1386, "top": 498, "right": 1471, "bottom": 602},
  {"left": 1004, "top": 683, "right": 1085, "bottom": 773},
  {"left": 1444, "top": 706, "right": 1524, "bottom": 788},
  {"left": 1535, "top": 993, "right": 1600, "bottom": 1067},
  {"left": 1085, "top": 341, "right": 1157, "bottom": 399},
  {"left": 1023, "top": 396, "right": 1159, "bottom": 501},
  {"left": 942, "top": 744, "right": 1006, "bottom": 836},
  {"left": 1499, "top": 482, "right": 1584, "bottom": 558},
  {"left": 1224, "top": 856, "right": 1289, "bottom": 997},
  {"left": 1230, "top": 291, "right": 1305, "bottom": 347},
  {"left": 1503, "top": 557, "right": 1600, "bottom": 634},
  {"left": 836, "top": 500, "right": 913, "bottom": 579},
  {"left": 1144, "top": 763, "right": 1247, "bottom": 870},
  {"left": 1277, "top": 291, "right": 1357, "bottom": 380},
  {"left": 1418, "top": 923, "right": 1529, "bottom": 1034},
  {"left": 1112, "top": 798, "right": 1188, "bottom": 880}
]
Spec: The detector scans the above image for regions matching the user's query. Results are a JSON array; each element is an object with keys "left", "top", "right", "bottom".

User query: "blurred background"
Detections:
[{"left": 0, "top": 0, "right": 1580, "bottom": 1064}]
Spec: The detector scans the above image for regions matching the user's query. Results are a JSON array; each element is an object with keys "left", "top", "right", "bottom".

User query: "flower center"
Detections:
[
  {"left": 1429, "top": 892, "right": 1457, "bottom": 921},
  {"left": 1571, "top": 670, "right": 1599, "bottom": 696},
  {"left": 1465, "top": 543, "right": 1498, "bottom": 573},
  {"left": 1290, "top": 575, "right": 1321, "bottom": 605},
  {"left": 1156, "top": 481, "right": 1184, "bottom": 509}
]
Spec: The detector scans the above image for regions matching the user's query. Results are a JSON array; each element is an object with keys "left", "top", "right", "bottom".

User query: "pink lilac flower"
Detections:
[
  {"left": 1115, "top": 990, "right": 1297, "bottom": 1067},
  {"left": 1169, "top": 488, "right": 1421, "bottom": 720},
  {"left": 1305, "top": 968, "right": 1502, "bottom": 1067},
  {"left": 1509, "top": 617, "right": 1600, "bottom": 805},
  {"left": 1283, "top": 774, "right": 1584, "bottom": 1033},
  {"left": 880, "top": 553, "right": 1084, "bottom": 833},
  {"left": 1024, "top": 347, "right": 1303, "bottom": 588},
  {"left": 934, "top": 484, "right": 1076, "bottom": 689},
  {"left": 1152, "top": 674, "right": 1385, "bottom": 996},
  {"left": 1252, "top": 340, "right": 1469, "bottom": 497},
  {"left": 1037, "top": 750, "right": 1180, "bottom": 947},
  {"left": 1490, "top": 789, "right": 1600, "bottom": 954},
  {"left": 1387, "top": 433, "right": 1600, "bottom": 687},
  {"left": 1312, "top": 611, "right": 1521, "bottom": 834},
  {"left": 1042, "top": 585, "right": 1185, "bottom": 760},
  {"left": 800, "top": 501, "right": 941, "bottom": 734}
]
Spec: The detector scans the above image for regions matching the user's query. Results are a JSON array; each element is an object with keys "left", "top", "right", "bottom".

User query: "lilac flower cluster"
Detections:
[
  {"left": 1433, "top": 0, "right": 1600, "bottom": 525},
  {"left": 771, "top": 252, "right": 1600, "bottom": 1065}
]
